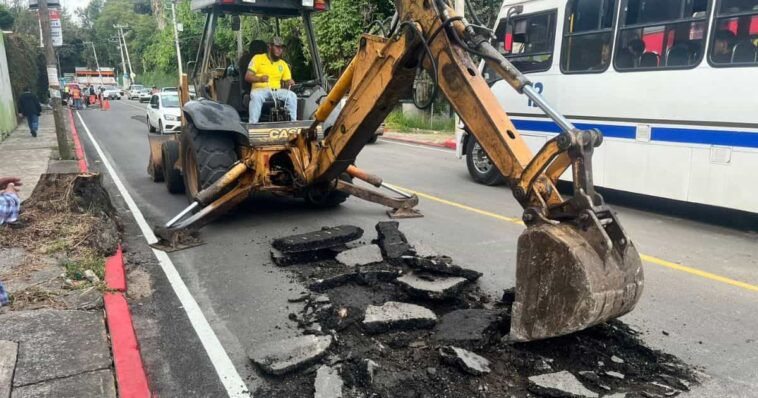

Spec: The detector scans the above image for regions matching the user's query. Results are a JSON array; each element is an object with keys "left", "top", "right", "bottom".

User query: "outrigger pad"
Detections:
[
  {"left": 509, "top": 223, "right": 644, "bottom": 342},
  {"left": 272, "top": 225, "right": 364, "bottom": 254},
  {"left": 151, "top": 226, "right": 204, "bottom": 252}
]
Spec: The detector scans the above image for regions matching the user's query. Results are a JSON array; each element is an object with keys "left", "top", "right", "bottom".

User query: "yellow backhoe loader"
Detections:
[{"left": 148, "top": 0, "right": 643, "bottom": 342}]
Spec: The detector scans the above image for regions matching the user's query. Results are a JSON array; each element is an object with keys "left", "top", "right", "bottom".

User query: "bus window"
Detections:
[
  {"left": 561, "top": 0, "right": 618, "bottom": 73},
  {"left": 709, "top": 0, "right": 758, "bottom": 66},
  {"left": 614, "top": 0, "right": 710, "bottom": 71},
  {"left": 492, "top": 10, "right": 558, "bottom": 74}
]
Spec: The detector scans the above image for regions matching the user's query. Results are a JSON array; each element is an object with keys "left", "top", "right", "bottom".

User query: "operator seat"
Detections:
[{"left": 239, "top": 40, "right": 278, "bottom": 122}]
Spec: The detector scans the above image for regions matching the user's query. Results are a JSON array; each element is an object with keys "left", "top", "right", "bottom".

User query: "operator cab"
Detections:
[{"left": 189, "top": 0, "right": 331, "bottom": 138}]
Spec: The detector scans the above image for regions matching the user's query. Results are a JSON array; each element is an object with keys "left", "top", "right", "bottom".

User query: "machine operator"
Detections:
[{"left": 245, "top": 36, "right": 298, "bottom": 123}]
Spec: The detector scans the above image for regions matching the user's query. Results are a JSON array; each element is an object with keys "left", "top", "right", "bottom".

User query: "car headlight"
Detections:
[{"left": 164, "top": 115, "right": 179, "bottom": 121}]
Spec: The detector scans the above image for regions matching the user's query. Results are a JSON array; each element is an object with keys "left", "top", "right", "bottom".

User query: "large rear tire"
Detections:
[
  {"left": 181, "top": 122, "right": 238, "bottom": 202},
  {"left": 465, "top": 137, "right": 506, "bottom": 186},
  {"left": 304, "top": 173, "right": 352, "bottom": 208},
  {"left": 162, "top": 141, "right": 185, "bottom": 194}
]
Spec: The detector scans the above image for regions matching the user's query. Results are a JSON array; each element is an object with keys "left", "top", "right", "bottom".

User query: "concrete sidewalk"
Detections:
[
  {"left": 0, "top": 110, "right": 118, "bottom": 398},
  {"left": 0, "top": 112, "right": 58, "bottom": 201}
]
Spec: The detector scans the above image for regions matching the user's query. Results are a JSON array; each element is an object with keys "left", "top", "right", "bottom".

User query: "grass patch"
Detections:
[
  {"left": 385, "top": 110, "right": 455, "bottom": 133},
  {"left": 61, "top": 248, "right": 105, "bottom": 281}
]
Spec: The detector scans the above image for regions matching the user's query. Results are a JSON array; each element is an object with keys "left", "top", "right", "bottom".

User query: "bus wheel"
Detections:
[{"left": 466, "top": 137, "right": 506, "bottom": 186}]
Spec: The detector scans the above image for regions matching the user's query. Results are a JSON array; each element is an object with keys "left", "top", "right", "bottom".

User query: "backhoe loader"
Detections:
[{"left": 150, "top": 0, "right": 644, "bottom": 342}]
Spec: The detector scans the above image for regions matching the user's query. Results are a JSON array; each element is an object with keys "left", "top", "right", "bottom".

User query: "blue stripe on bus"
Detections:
[
  {"left": 651, "top": 127, "right": 758, "bottom": 148},
  {"left": 510, "top": 119, "right": 758, "bottom": 149}
]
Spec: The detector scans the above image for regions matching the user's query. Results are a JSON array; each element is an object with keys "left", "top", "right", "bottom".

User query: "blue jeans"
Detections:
[
  {"left": 26, "top": 113, "right": 39, "bottom": 135},
  {"left": 248, "top": 89, "right": 298, "bottom": 124}
]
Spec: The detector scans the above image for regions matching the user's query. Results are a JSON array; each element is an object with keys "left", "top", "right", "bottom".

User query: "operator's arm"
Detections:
[
  {"left": 244, "top": 70, "right": 269, "bottom": 84},
  {"left": 244, "top": 55, "right": 270, "bottom": 85},
  {"left": 282, "top": 63, "right": 295, "bottom": 90}
]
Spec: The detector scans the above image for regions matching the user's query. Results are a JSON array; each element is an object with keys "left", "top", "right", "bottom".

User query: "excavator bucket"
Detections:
[{"left": 509, "top": 219, "right": 644, "bottom": 342}]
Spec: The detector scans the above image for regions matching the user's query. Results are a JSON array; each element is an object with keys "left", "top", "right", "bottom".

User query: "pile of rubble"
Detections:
[{"left": 252, "top": 222, "right": 698, "bottom": 398}]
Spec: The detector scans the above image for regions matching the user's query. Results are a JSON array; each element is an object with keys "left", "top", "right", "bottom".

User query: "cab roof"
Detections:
[{"left": 190, "top": 0, "right": 330, "bottom": 17}]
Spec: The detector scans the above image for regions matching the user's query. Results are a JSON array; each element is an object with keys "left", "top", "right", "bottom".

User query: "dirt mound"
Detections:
[
  {"left": 0, "top": 173, "right": 121, "bottom": 311},
  {"left": 1, "top": 173, "right": 120, "bottom": 257},
  {"left": 256, "top": 224, "right": 699, "bottom": 398}
]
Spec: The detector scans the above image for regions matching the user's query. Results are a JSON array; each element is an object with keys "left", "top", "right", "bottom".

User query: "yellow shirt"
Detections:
[{"left": 247, "top": 54, "right": 292, "bottom": 90}]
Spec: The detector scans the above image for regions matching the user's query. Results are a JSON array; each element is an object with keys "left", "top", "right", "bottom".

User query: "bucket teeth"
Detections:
[{"left": 509, "top": 222, "right": 644, "bottom": 342}]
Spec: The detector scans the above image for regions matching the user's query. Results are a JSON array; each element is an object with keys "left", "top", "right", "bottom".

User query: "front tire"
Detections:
[
  {"left": 465, "top": 137, "right": 506, "bottom": 186},
  {"left": 181, "top": 122, "right": 238, "bottom": 202}
]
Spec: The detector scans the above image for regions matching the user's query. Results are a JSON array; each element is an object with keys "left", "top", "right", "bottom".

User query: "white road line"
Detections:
[
  {"left": 75, "top": 112, "right": 251, "bottom": 398},
  {"left": 377, "top": 138, "right": 455, "bottom": 153}
]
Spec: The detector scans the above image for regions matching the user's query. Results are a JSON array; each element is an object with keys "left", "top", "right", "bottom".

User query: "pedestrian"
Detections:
[
  {"left": 89, "top": 85, "right": 96, "bottom": 106},
  {"left": 71, "top": 85, "right": 82, "bottom": 110},
  {"left": 17, "top": 87, "right": 42, "bottom": 137},
  {"left": 0, "top": 176, "right": 22, "bottom": 226}
]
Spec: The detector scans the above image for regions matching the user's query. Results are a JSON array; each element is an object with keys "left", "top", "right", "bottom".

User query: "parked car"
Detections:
[
  {"left": 127, "top": 84, "right": 145, "bottom": 100},
  {"left": 102, "top": 86, "right": 122, "bottom": 100},
  {"left": 146, "top": 93, "right": 181, "bottom": 134},
  {"left": 138, "top": 89, "right": 152, "bottom": 103}
]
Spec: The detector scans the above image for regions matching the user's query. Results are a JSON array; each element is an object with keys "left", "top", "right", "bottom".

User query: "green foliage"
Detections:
[
  {"left": 138, "top": 69, "right": 180, "bottom": 89},
  {"left": 4, "top": 33, "right": 47, "bottom": 101},
  {"left": 385, "top": 109, "right": 455, "bottom": 133},
  {"left": 0, "top": 5, "right": 14, "bottom": 30},
  {"left": 309, "top": 0, "right": 394, "bottom": 76}
]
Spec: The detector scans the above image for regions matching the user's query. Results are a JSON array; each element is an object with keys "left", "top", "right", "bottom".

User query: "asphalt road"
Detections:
[{"left": 75, "top": 100, "right": 758, "bottom": 397}]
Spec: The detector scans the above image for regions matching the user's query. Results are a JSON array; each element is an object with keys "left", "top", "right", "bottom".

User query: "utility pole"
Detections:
[
  {"left": 169, "top": 1, "right": 183, "bottom": 80},
  {"left": 83, "top": 41, "right": 102, "bottom": 85},
  {"left": 110, "top": 37, "right": 127, "bottom": 88},
  {"left": 38, "top": 0, "right": 71, "bottom": 160},
  {"left": 114, "top": 25, "right": 135, "bottom": 82}
]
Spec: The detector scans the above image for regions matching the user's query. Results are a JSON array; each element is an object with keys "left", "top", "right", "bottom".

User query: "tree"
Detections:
[
  {"left": 0, "top": 4, "right": 14, "bottom": 30},
  {"left": 309, "top": 0, "right": 394, "bottom": 76}
]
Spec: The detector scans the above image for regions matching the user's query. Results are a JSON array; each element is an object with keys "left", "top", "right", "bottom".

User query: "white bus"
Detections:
[{"left": 457, "top": 0, "right": 758, "bottom": 214}]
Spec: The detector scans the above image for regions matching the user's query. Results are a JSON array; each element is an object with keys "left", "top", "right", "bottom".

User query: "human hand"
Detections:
[
  {"left": 3, "top": 183, "right": 19, "bottom": 194},
  {"left": 0, "top": 177, "right": 21, "bottom": 190},
  {"left": 258, "top": 75, "right": 269, "bottom": 83}
]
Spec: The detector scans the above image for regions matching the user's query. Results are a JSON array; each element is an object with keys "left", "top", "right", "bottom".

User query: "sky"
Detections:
[{"left": 60, "top": 0, "right": 91, "bottom": 12}]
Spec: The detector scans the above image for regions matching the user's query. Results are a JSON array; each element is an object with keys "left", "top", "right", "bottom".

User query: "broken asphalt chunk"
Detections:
[
  {"left": 249, "top": 335, "right": 333, "bottom": 376},
  {"left": 309, "top": 273, "right": 358, "bottom": 291},
  {"left": 314, "top": 365, "right": 343, "bottom": 398},
  {"left": 271, "top": 247, "right": 337, "bottom": 267},
  {"left": 335, "top": 244, "right": 384, "bottom": 267},
  {"left": 396, "top": 272, "right": 468, "bottom": 300},
  {"left": 363, "top": 302, "right": 437, "bottom": 334},
  {"left": 439, "top": 346, "right": 491, "bottom": 376},
  {"left": 404, "top": 255, "right": 482, "bottom": 281},
  {"left": 375, "top": 221, "right": 412, "bottom": 259},
  {"left": 528, "top": 371, "right": 599, "bottom": 398},
  {"left": 434, "top": 309, "right": 503, "bottom": 343},
  {"left": 272, "top": 225, "right": 363, "bottom": 254}
]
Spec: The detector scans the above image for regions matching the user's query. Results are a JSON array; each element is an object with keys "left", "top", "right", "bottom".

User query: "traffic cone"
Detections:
[{"left": 102, "top": 98, "right": 110, "bottom": 111}]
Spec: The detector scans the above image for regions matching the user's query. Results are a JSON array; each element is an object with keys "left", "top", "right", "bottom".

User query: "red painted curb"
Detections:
[
  {"left": 105, "top": 244, "right": 127, "bottom": 292},
  {"left": 104, "top": 293, "right": 151, "bottom": 398},
  {"left": 70, "top": 111, "right": 151, "bottom": 396},
  {"left": 381, "top": 134, "right": 457, "bottom": 150},
  {"left": 67, "top": 108, "right": 88, "bottom": 172}
]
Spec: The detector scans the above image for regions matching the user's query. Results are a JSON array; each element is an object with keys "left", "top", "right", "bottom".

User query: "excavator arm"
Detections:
[
  {"left": 304, "top": 0, "right": 644, "bottom": 341},
  {"left": 157, "top": 0, "right": 643, "bottom": 342}
]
